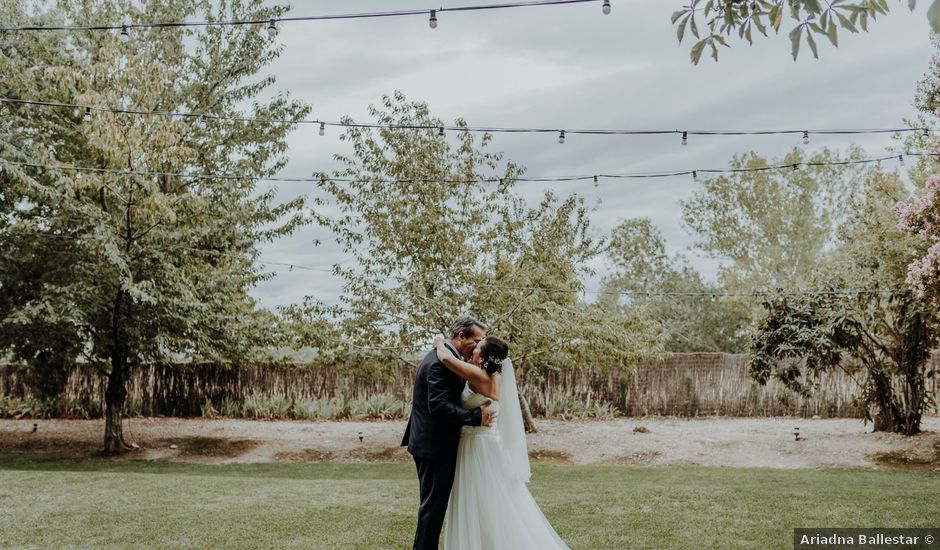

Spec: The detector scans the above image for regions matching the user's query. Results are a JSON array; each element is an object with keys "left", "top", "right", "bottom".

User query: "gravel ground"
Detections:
[{"left": 1, "top": 416, "right": 938, "bottom": 470}]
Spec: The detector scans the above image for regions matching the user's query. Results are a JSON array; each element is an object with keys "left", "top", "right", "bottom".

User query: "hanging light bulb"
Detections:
[
  {"left": 898, "top": 154, "right": 905, "bottom": 166},
  {"left": 318, "top": 122, "right": 325, "bottom": 136},
  {"left": 681, "top": 131, "right": 688, "bottom": 146},
  {"left": 267, "top": 19, "right": 278, "bottom": 38},
  {"left": 558, "top": 130, "right": 566, "bottom": 144},
  {"left": 802, "top": 131, "right": 809, "bottom": 145},
  {"left": 429, "top": 10, "right": 438, "bottom": 29},
  {"left": 119, "top": 24, "right": 129, "bottom": 42},
  {"left": 83, "top": 106, "right": 92, "bottom": 121},
  {"left": 438, "top": 126, "right": 445, "bottom": 137},
  {"left": 792, "top": 163, "right": 798, "bottom": 172},
  {"left": 602, "top": 0, "right": 611, "bottom": 15},
  {"left": 692, "top": 170, "right": 698, "bottom": 182},
  {"left": 73, "top": 106, "right": 82, "bottom": 119},
  {"left": 924, "top": 128, "right": 930, "bottom": 138},
  {"left": 593, "top": 175, "right": 599, "bottom": 187}
]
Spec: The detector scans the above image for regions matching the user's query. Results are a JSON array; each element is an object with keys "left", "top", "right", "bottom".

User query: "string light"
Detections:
[
  {"left": 802, "top": 130, "right": 809, "bottom": 145},
  {"left": 558, "top": 130, "right": 566, "bottom": 144},
  {"left": 602, "top": 0, "right": 611, "bottom": 14},
  {"left": 899, "top": 154, "right": 904, "bottom": 166},
  {"left": 0, "top": 152, "right": 928, "bottom": 186},
  {"left": 429, "top": 10, "right": 438, "bottom": 28},
  {"left": 119, "top": 24, "right": 129, "bottom": 42},
  {"left": 438, "top": 126, "right": 445, "bottom": 137},
  {"left": 266, "top": 19, "right": 278, "bottom": 38},
  {"left": 0, "top": 1, "right": 601, "bottom": 33},
  {"left": 2, "top": 98, "right": 931, "bottom": 142},
  {"left": 318, "top": 122, "right": 325, "bottom": 136},
  {"left": 692, "top": 170, "right": 698, "bottom": 182},
  {"left": 83, "top": 106, "right": 91, "bottom": 121}
]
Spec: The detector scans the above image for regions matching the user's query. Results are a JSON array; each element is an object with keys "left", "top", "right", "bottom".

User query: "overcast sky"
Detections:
[{"left": 246, "top": 0, "right": 935, "bottom": 311}]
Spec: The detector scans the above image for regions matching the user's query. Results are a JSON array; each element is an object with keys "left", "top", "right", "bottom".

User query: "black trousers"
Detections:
[{"left": 413, "top": 455, "right": 457, "bottom": 550}]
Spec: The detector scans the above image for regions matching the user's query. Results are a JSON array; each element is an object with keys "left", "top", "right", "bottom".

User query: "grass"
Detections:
[{"left": 0, "top": 453, "right": 937, "bottom": 549}]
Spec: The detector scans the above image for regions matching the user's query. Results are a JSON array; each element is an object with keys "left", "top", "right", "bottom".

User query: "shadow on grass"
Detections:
[
  {"left": 4, "top": 450, "right": 940, "bottom": 484},
  {"left": 0, "top": 451, "right": 416, "bottom": 481}
]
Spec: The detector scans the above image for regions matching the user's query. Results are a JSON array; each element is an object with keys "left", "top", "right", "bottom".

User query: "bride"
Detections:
[{"left": 432, "top": 334, "right": 570, "bottom": 550}]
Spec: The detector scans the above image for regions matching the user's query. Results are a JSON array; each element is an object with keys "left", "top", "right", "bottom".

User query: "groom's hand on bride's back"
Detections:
[{"left": 480, "top": 401, "right": 497, "bottom": 427}]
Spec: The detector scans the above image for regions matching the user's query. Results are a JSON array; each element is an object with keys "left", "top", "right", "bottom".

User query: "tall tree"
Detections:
[
  {"left": 751, "top": 168, "right": 938, "bottom": 435},
  {"left": 0, "top": 0, "right": 308, "bottom": 452},
  {"left": 896, "top": 36, "right": 940, "bottom": 302},
  {"left": 680, "top": 147, "right": 868, "bottom": 291},
  {"left": 601, "top": 218, "right": 751, "bottom": 352},
  {"left": 289, "top": 92, "right": 661, "bottom": 425}
]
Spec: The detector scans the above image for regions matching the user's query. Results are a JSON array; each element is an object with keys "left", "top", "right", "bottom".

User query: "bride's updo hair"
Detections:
[{"left": 480, "top": 336, "right": 509, "bottom": 375}]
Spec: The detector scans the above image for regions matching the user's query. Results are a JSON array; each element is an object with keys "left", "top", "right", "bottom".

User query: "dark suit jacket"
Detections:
[{"left": 401, "top": 342, "right": 482, "bottom": 460}]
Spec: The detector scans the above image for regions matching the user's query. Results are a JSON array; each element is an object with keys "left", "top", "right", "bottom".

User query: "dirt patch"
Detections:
[
  {"left": 605, "top": 450, "right": 663, "bottom": 465},
  {"left": 2, "top": 416, "right": 939, "bottom": 469},
  {"left": 347, "top": 445, "right": 412, "bottom": 463},
  {"left": 870, "top": 441, "right": 940, "bottom": 472},
  {"left": 274, "top": 449, "right": 337, "bottom": 462},
  {"left": 528, "top": 449, "right": 571, "bottom": 463},
  {"left": 150, "top": 437, "right": 260, "bottom": 458}
]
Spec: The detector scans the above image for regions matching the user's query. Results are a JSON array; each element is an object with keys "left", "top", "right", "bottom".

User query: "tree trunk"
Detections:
[
  {"left": 868, "top": 368, "right": 922, "bottom": 436},
  {"left": 869, "top": 369, "right": 900, "bottom": 434},
  {"left": 103, "top": 356, "right": 130, "bottom": 453},
  {"left": 519, "top": 392, "right": 538, "bottom": 433}
]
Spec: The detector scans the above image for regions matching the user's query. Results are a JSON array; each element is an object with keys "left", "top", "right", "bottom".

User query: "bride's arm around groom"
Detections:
[{"left": 400, "top": 316, "right": 495, "bottom": 550}]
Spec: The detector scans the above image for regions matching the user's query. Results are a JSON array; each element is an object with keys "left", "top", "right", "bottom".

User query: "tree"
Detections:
[
  {"left": 680, "top": 147, "right": 868, "bottom": 291},
  {"left": 290, "top": 92, "right": 661, "bottom": 426},
  {"left": 0, "top": 0, "right": 308, "bottom": 452},
  {"left": 896, "top": 36, "right": 940, "bottom": 302},
  {"left": 601, "top": 218, "right": 751, "bottom": 352},
  {"left": 671, "top": 0, "right": 936, "bottom": 64},
  {"left": 751, "top": 168, "right": 938, "bottom": 435}
]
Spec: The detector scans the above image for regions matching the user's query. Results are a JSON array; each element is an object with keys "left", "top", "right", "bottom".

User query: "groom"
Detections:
[{"left": 401, "top": 315, "right": 496, "bottom": 550}]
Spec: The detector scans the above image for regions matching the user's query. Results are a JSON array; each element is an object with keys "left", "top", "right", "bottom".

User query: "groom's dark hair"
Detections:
[{"left": 449, "top": 315, "right": 486, "bottom": 338}]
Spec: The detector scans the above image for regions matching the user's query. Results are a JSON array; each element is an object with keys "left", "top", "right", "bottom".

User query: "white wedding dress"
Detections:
[{"left": 444, "top": 359, "right": 570, "bottom": 550}]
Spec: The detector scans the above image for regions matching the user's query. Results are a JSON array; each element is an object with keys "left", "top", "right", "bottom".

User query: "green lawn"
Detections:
[{"left": 0, "top": 453, "right": 936, "bottom": 549}]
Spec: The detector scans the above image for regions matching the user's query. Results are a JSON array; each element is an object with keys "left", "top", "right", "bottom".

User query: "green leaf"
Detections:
[
  {"left": 804, "top": 0, "right": 824, "bottom": 14},
  {"left": 826, "top": 19, "right": 838, "bottom": 46},
  {"left": 835, "top": 11, "right": 858, "bottom": 32},
  {"left": 677, "top": 17, "right": 688, "bottom": 42},
  {"left": 930, "top": 0, "right": 940, "bottom": 34},
  {"left": 690, "top": 38, "right": 708, "bottom": 64},
  {"left": 789, "top": 25, "right": 803, "bottom": 61},
  {"left": 805, "top": 27, "right": 819, "bottom": 59},
  {"left": 753, "top": 14, "right": 768, "bottom": 36},
  {"left": 671, "top": 9, "right": 686, "bottom": 24}
]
